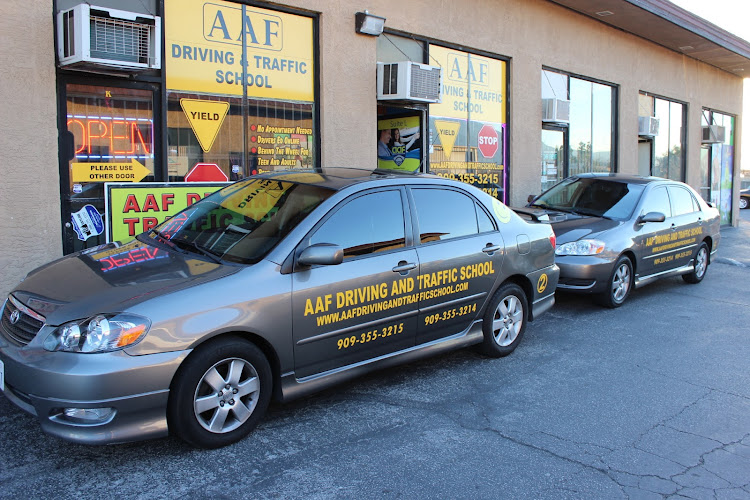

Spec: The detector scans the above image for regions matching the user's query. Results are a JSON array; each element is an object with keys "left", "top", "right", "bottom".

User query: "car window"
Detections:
[
  {"left": 476, "top": 204, "right": 496, "bottom": 233},
  {"left": 412, "top": 188, "right": 479, "bottom": 243},
  {"left": 668, "top": 186, "right": 697, "bottom": 216},
  {"left": 640, "top": 186, "right": 672, "bottom": 217},
  {"left": 310, "top": 190, "right": 405, "bottom": 258},
  {"left": 148, "top": 179, "right": 333, "bottom": 265},
  {"left": 533, "top": 177, "right": 644, "bottom": 220}
]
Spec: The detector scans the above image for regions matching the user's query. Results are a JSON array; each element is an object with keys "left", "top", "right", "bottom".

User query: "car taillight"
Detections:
[{"left": 549, "top": 230, "right": 556, "bottom": 250}]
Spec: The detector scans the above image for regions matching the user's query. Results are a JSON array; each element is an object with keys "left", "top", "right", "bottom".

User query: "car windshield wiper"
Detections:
[
  {"left": 170, "top": 238, "right": 224, "bottom": 264},
  {"left": 570, "top": 207, "right": 613, "bottom": 220}
]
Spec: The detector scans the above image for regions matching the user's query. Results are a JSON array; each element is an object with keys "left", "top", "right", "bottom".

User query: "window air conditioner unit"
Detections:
[
  {"left": 701, "top": 125, "right": 726, "bottom": 144},
  {"left": 638, "top": 116, "right": 660, "bottom": 137},
  {"left": 376, "top": 61, "right": 442, "bottom": 103},
  {"left": 57, "top": 4, "right": 161, "bottom": 72},
  {"left": 542, "top": 98, "right": 570, "bottom": 124}
]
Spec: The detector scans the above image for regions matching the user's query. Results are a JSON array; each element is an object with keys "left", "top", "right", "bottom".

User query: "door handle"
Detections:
[
  {"left": 482, "top": 244, "right": 502, "bottom": 254},
  {"left": 670, "top": 224, "right": 677, "bottom": 231},
  {"left": 392, "top": 261, "right": 416, "bottom": 274}
]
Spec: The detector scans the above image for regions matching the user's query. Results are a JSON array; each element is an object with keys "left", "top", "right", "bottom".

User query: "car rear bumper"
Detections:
[{"left": 0, "top": 342, "right": 188, "bottom": 445}]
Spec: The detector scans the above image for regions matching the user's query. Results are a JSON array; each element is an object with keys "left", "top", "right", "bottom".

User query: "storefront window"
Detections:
[
  {"left": 64, "top": 84, "right": 156, "bottom": 251},
  {"left": 165, "top": 0, "right": 316, "bottom": 178},
  {"left": 428, "top": 45, "right": 507, "bottom": 202},
  {"left": 641, "top": 93, "right": 685, "bottom": 181},
  {"left": 702, "top": 109, "right": 735, "bottom": 224}
]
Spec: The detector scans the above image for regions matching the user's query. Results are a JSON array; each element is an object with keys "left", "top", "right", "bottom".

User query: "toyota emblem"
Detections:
[{"left": 9, "top": 309, "right": 21, "bottom": 325}]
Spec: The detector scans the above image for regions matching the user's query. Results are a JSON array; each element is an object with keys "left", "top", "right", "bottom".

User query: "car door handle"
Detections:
[
  {"left": 482, "top": 244, "right": 502, "bottom": 254},
  {"left": 670, "top": 224, "right": 677, "bottom": 231},
  {"left": 392, "top": 261, "right": 417, "bottom": 274}
]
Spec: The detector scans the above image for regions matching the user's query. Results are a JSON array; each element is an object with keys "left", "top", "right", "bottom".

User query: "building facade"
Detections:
[{"left": 0, "top": 0, "right": 747, "bottom": 298}]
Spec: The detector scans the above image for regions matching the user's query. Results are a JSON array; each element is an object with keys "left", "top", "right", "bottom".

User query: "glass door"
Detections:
[
  {"left": 541, "top": 126, "right": 568, "bottom": 192},
  {"left": 59, "top": 81, "right": 159, "bottom": 253}
]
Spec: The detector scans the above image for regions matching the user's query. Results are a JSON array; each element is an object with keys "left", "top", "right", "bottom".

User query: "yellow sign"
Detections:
[
  {"left": 72, "top": 159, "right": 151, "bottom": 183},
  {"left": 106, "top": 182, "right": 226, "bottom": 242},
  {"left": 434, "top": 120, "right": 461, "bottom": 158},
  {"left": 165, "top": 0, "right": 314, "bottom": 101},
  {"left": 537, "top": 274, "right": 548, "bottom": 294},
  {"left": 180, "top": 99, "right": 230, "bottom": 152},
  {"left": 429, "top": 45, "right": 506, "bottom": 123}
]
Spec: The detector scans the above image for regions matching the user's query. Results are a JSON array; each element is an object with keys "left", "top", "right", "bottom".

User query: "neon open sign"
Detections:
[{"left": 67, "top": 115, "right": 154, "bottom": 158}]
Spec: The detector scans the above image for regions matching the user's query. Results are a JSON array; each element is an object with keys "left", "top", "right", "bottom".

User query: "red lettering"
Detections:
[
  {"left": 110, "top": 120, "right": 131, "bottom": 154},
  {"left": 142, "top": 194, "right": 160, "bottom": 212},
  {"left": 162, "top": 193, "right": 174, "bottom": 211},
  {"left": 100, "top": 256, "right": 116, "bottom": 271},
  {"left": 123, "top": 195, "right": 141, "bottom": 213},
  {"left": 123, "top": 217, "right": 140, "bottom": 236},
  {"left": 143, "top": 217, "right": 158, "bottom": 232},
  {"left": 67, "top": 119, "right": 86, "bottom": 154},
  {"left": 187, "top": 193, "right": 201, "bottom": 205},
  {"left": 87, "top": 120, "right": 107, "bottom": 154},
  {"left": 131, "top": 123, "right": 152, "bottom": 155}
]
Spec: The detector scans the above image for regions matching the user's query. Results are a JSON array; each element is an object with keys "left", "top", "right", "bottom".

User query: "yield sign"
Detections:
[
  {"left": 477, "top": 124, "right": 499, "bottom": 158},
  {"left": 180, "top": 99, "right": 230, "bottom": 152},
  {"left": 435, "top": 120, "right": 461, "bottom": 158},
  {"left": 184, "top": 163, "right": 229, "bottom": 182}
]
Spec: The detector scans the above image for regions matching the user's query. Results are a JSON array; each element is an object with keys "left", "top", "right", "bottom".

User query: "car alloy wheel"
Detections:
[
  {"left": 740, "top": 197, "right": 748, "bottom": 210},
  {"left": 683, "top": 242, "right": 709, "bottom": 284},
  {"left": 481, "top": 283, "right": 528, "bottom": 357},
  {"left": 193, "top": 357, "right": 260, "bottom": 434},
  {"left": 611, "top": 261, "right": 631, "bottom": 303}
]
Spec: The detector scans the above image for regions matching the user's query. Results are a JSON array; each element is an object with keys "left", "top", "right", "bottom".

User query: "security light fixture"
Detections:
[{"left": 355, "top": 11, "right": 386, "bottom": 36}]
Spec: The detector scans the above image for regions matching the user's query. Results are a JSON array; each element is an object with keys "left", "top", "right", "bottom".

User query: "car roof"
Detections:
[
  {"left": 254, "top": 168, "right": 440, "bottom": 191},
  {"left": 571, "top": 173, "right": 671, "bottom": 185}
]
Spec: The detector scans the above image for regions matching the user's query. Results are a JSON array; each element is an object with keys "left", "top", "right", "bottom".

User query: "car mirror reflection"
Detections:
[{"left": 298, "top": 243, "right": 344, "bottom": 266}]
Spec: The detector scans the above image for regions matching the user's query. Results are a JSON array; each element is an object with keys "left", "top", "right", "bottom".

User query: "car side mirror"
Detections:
[
  {"left": 527, "top": 194, "right": 537, "bottom": 203},
  {"left": 298, "top": 243, "right": 344, "bottom": 266},
  {"left": 637, "top": 211, "right": 666, "bottom": 224}
]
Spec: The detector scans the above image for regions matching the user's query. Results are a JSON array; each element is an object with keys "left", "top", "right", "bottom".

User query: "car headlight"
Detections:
[
  {"left": 44, "top": 313, "right": 151, "bottom": 353},
  {"left": 555, "top": 239, "right": 606, "bottom": 256}
]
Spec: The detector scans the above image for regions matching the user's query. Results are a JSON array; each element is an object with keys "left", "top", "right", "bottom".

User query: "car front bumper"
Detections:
[
  {"left": 0, "top": 337, "right": 188, "bottom": 445},
  {"left": 555, "top": 255, "right": 615, "bottom": 295}
]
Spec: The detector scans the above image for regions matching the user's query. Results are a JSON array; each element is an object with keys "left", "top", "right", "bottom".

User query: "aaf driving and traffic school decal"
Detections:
[
  {"left": 645, "top": 226, "right": 704, "bottom": 266},
  {"left": 301, "top": 262, "right": 497, "bottom": 352}
]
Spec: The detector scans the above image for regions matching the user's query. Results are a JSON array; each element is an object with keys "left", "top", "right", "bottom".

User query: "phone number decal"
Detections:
[
  {"left": 424, "top": 303, "right": 477, "bottom": 326},
  {"left": 337, "top": 323, "right": 404, "bottom": 350}
]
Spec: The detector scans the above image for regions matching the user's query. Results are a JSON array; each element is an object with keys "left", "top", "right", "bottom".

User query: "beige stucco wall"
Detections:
[
  {"left": 0, "top": 0, "right": 744, "bottom": 299},
  {"left": 0, "top": 1, "right": 61, "bottom": 299}
]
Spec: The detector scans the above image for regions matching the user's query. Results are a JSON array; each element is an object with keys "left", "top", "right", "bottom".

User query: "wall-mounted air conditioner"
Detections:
[
  {"left": 57, "top": 4, "right": 161, "bottom": 71},
  {"left": 701, "top": 125, "right": 726, "bottom": 144},
  {"left": 638, "top": 116, "right": 660, "bottom": 137},
  {"left": 542, "top": 98, "right": 570, "bottom": 124},
  {"left": 376, "top": 61, "right": 442, "bottom": 103}
]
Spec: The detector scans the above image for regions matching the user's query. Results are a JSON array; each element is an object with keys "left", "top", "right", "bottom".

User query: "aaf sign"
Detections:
[{"left": 166, "top": 0, "right": 313, "bottom": 101}]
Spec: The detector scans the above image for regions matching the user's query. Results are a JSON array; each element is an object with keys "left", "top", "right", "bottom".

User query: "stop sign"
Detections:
[
  {"left": 477, "top": 125, "right": 499, "bottom": 158},
  {"left": 184, "top": 163, "right": 229, "bottom": 182}
]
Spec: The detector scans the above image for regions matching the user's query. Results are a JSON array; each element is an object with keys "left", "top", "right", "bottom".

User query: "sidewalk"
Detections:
[{"left": 715, "top": 211, "right": 750, "bottom": 267}]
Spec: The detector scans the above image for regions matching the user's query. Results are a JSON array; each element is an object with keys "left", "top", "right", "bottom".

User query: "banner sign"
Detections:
[
  {"left": 377, "top": 115, "right": 421, "bottom": 172},
  {"left": 105, "top": 182, "right": 229, "bottom": 243},
  {"left": 165, "top": 0, "right": 314, "bottom": 102}
]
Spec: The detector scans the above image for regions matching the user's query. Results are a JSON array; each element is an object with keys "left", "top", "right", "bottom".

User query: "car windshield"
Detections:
[
  {"left": 143, "top": 178, "right": 334, "bottom": 265},
  {"left": 532, "top": 177, "right": 645, "bottom": 220}
]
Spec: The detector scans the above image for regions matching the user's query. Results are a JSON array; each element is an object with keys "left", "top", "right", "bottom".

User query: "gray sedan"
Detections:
[
  {"left": 516, "top": 173, "right": 720, "bottom": 307},
  {"left": 1, "top": 169, "right": 558, "bottom": 448}
]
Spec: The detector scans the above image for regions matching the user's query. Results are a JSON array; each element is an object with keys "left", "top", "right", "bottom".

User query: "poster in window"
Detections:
[{"left": 377, "top": 115, "right": 421, "bottom": 172}]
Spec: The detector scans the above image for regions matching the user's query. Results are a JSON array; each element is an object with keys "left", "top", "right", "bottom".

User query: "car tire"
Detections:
[
  {"left": 682, "top": 242, "right": 709, "bottom": 284},
  {"left": 168, "top": 336, "right": 272, "bottom": 449},
  {"left": 597, "top": 256, "right": 633, "bottom": 308},
  {"left": 480, "top": 283, "right": 528, "bottom": 358},
  {"left": 740, "top": 197, "right": 748, "bottom": 210}
]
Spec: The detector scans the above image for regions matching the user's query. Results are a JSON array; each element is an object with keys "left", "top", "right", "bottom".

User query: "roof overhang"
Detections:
[{"left": 546, "top": 0, "right": 750, "bottom": 76}]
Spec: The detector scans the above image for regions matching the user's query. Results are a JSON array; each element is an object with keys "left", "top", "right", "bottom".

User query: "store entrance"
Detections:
[
  {"left": 376, "top": 105, "right": 425, "bottom": 172},
  {"left": 58, "top": 79, "right": 160, "bottom": 254}
]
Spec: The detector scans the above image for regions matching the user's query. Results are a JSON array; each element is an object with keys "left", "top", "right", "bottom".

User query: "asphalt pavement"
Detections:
[{"left": 1, "top": 212, "right": 749, "bottom": 499}]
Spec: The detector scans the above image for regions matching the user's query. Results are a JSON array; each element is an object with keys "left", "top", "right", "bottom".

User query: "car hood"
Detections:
[
  {"left": 513, "top": 207, "right": 623, "bottom": 244},
  {"left": 11, "top": 239, "right": 241, "bottom": 326}
]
